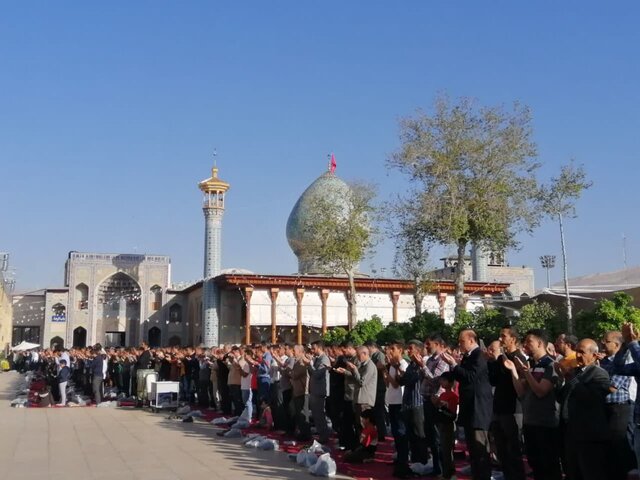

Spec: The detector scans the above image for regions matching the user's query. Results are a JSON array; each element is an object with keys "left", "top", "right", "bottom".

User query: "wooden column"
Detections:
[
  {"left": 270, "top": 288, "right": 279, "bottom": 344},
  {"left": 244, "top": 287, "right": 253, "bottom": 345},
  {"left": 391, "top": 291, "right": 401, "bottom": 322},
  {"left": 295, "top": 288, "right": 305, "bottom": 345},
  {"left": 320, "top": 289, "right": 330, "bottom": 335},
  {"left": 438, "top": 293, "right": 447, "bottom": 319}
]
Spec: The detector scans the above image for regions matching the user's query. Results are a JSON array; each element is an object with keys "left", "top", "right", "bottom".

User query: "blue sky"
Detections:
[{"left": 1, "top": 2, "right": 639, "bottom": 292}]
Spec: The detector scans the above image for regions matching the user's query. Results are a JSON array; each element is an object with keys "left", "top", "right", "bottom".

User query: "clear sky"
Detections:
[{"left": 1, "top": 2, "right": 639, "bottom": 293}]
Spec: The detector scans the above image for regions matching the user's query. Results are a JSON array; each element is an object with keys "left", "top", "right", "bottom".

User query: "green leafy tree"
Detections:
[
  {"left": 539, "top": 162, "right": 593, "bottom": 333},
  {"left": 299, "top": 182, "right": 378, "bottom": 329},
  {"left": 321, "top": 327, "right": 349, "bottom": 345},
  {"left": 516, "top": 301, "right": 562, "bottom": 338},
  {"left": 451, "top": 307, "right": 506, "bottom": 344},
  {"left": 376, "top": 311, "right": 453, "bottom": 346},
  {"left": 575, "top": 292, "right": 640, "bottom": 340},
  {"left": 347, "top": 315, "right": 385, "bottom": 345},
  {"left": 389, "top": 94, "right": 540, "bottom": 317},
  {"left": 392, "top": 219, "right": 434, "bottom": 317}
]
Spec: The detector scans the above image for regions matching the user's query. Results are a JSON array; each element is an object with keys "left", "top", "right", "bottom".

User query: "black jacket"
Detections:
[
  {"left": 452, "top": 347, "right": 493, "bottom": 430},
  {"left": 489, "top": 350, "right": 527, "bottom": 415},
  {"left": 560, "top": 364, "right": 610, "bottom": 442}
]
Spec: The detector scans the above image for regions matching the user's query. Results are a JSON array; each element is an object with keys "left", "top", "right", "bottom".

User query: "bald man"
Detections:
[
  {"left": 557, "top": 338, "right": 611, "bottom": 480},
  {"left": 442, "top": 329, "right": 493, "bottom": 480}
]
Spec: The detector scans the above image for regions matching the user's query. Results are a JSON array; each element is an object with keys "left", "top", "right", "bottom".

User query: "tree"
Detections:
[
  {"left": 389, "top": 95, "right": 540, "bottom": 317},
  {"left": 516, "top": 301, "right": 562, "bottom": 338},
  {"left": 575, "top": 292, "right": 640, "bottom": 340},
  {"left": 321, "top": 327, "right": 348, "bottom": 345},
  {"left": 347, "top": 315, "right": 384, "bottom": 345},
  {"left": 451, "top": 307, "right": 506, "bottom": 344},
  {"left": 392, "top": 219, "right": 433, "bottom": 317},
  {"left": 539, "top": 162, "right": 592, "bottom": 333},
  {"left": 299, "top": 182, "right": 378, "bottom": 329},
  {"left": 376, "top": 311, "right": 453, "bottom": 346}
]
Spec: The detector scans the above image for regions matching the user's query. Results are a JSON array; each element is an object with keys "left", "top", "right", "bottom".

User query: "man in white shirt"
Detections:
[
  {"left": 240, "top": 349, "right": 254, "bottom": 419},
  {"left": 385, "top": 340, "right": 410, "bottom": 478}
]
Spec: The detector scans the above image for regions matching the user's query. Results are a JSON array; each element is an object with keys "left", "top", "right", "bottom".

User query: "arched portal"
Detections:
[
  {"left": 73, "top": 327, "right": 87, "bottom": 348},
  {"left": 96, "top": 272, "right": 141, "bottom": 346},
  {"left": 148, "top": 327, "right": 161, "bottom": 348},
  {"left": 50, "top": 336, "right": 64, "bottom": 350}
]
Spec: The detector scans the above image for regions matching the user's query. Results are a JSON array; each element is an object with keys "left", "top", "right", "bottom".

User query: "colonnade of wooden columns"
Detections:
[{"left": 241, "top": 287, "right": 428, "bottom": 345}]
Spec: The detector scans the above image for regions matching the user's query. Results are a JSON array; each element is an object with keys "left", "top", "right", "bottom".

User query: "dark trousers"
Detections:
[
  {"left": 564, "top": 431, "right": 607, "bottom": 480},
  {"left": 463, "top": 427, "right": 492, "bottom": 480},
  {"left": 282, "top": 388, "right": 295, "bottom": 434},
  {"left": 310, "top": 395, "right": 330, "bottom": 442},
  {"left": 373, "top": 389, "right": 388, "bottom": 440},
  {"left": 402, "top": 405, "right": 429, "bottom": 464},
  {"left": 198, "top": 379, "right": 211, "bottom": 407},
  {"left": 437, "top": 421, "right": 456, "bottom": 479},
  {"left": 490, "top": 414, "right": 526, "bottom": 480},
  {"left": 269, "top": 381, "right": 286, "bottom": 430},
  {"left": 92, "top": 376, "right": 103, "bottom": 404},
  {"left": 423, "top": 401, "right": 442, "bottom": 475},
  {"left": 606, "top": 403, "right": 637, "bottom": 480},
  {"left": 522, "top": 424, "right": 562, "bottom": 480},
  {"left": 389, "top": 404, "right": 409, "bottom": 465},
  {"left": 340, "top": 400, "right": 358, "bottom": 450},
  {"left": 293, "top": 394, "right": 311, "bottom": 440},
  {"left": 228, "top": 384, "right": 243, "bottom": 416},
  {"left": 219, "top": 382, "right": 231, "bottom": 414}
]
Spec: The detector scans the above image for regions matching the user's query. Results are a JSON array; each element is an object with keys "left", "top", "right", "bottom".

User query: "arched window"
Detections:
[
  {"left": 52, "top": 303, "right": 66, "bottom": 322},
  {"left": 150, "top": 285, "right": 162, "bottom": 311},
  {"left": 50, "top": 336, "right": 64, "bottom": 350},
  {"left": 169, "top": 304, "right": 182, "bottom": 323},
  {"left": 76, "top": 283, "right": 89, "bottom": 310}
]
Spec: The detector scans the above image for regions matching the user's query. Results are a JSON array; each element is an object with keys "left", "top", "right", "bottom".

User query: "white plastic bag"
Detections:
[
  {"left": 244, "top": 435, "right": 266, "bottom": 448},
  {"left": 259, "top": 439, "right": 279, "bottom": 451},
  {"left": 296, "top": 450, "right": 318, "bottom": 468},
  {"left": 308, "top": 453, "right": 336, "bottom": 477},
  {"left": 307, "top": 440, "right": 325, "bottom": 454},
  {"left": 223, "top": 428, "right": 243, "bottom": 438}
]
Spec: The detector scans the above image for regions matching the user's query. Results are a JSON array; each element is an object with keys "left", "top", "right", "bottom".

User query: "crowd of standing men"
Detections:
[{"left": 11, "top": 321, "right": 640, "bottom": 480}]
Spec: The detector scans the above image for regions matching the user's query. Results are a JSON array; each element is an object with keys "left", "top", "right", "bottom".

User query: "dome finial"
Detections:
[{"left": 212, "top": 149, "right": 218, "bottom": 177}]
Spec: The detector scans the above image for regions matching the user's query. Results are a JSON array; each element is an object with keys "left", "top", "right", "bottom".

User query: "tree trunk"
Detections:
[
  {"left": 414, "top": 279, "right": 425, "bottom": 318},
  {"left": 347, "top": 270, "right": 358, "bottom": 329},
  {"left": 454, "top": 240, "right": 468, "bottom": 318},
  {"left": 559, "top": 212, "right": 573, "bottom": 332}
]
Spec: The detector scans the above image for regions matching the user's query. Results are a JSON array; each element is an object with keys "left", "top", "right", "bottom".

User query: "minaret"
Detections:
[{"left": 198, "top": 163, "right": 230, "bottom": 346}]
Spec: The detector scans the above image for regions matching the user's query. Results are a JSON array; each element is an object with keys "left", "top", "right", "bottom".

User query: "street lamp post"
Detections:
[{"left": 539, "top": 255, "right": 556, "bottom": 289}]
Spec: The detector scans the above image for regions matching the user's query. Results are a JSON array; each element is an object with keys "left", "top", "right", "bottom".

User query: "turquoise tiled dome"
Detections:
[{"left": 286, "top": 171, "right": 351, "bottom": 273}]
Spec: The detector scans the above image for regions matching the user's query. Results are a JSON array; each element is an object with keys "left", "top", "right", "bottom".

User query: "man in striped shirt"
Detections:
[{"left": 421, "top": 334, "right": 450, "bottom": 477}]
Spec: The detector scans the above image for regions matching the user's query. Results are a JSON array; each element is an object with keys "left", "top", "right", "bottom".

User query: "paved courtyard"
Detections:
[{"left": 0, "top": 371, "right": 348, "bottom": 480}]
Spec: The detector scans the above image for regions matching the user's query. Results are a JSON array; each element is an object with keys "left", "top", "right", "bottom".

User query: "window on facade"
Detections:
[
  {"left": 12, "top": 326, "right": 40, "bottom": 345},
  {"left": 150, "top": 285, "right": 162, "bottom": 311},
  {"left": 169, "top": 304, "right": 182, "bottom": 323},
  {"left": 76, "top": 283, "right": 89, "bottom": 310}
]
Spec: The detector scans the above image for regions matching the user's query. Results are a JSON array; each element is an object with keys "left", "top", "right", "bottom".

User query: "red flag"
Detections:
[{"left": 330, "top": 153, "right": 337, "bottom": 173}]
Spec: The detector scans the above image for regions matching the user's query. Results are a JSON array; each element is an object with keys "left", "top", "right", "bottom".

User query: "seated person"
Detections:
[
  {"left": 258, "top": 399, "right": 273, "bottom": 429},
  {"left": 344, "top": 409, "right": 378, "bottom": 463}
]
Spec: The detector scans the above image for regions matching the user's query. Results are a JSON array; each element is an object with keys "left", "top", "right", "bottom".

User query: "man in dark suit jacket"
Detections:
[
  {"left": 442, "top": 329, "right": 493, "bottom": 480},
  {"left": 557, "top": 338, "right": 611, "bottom": 480}
]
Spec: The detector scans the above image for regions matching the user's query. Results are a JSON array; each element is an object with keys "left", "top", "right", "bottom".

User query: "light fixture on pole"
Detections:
[{"left": 539, "top": 255, "right": 556, "bottom": 289}]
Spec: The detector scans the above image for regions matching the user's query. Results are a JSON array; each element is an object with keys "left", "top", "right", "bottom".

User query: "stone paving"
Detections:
[{"left": 0, "top": 371, "right": 349, "bottom": 480}]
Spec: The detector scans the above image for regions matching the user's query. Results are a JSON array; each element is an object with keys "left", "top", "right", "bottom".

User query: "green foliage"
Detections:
[
  {"left": 376, "top": 311, "right": 453, "bottom": 346},
  {"left": 322, "top": 327, "right": 348, "bottom": 345},
  {"left": 347, "top": 315, "right": 385, "bottom": 345},
  {"left": 516, "top": 301, "right": 562, "bottom": 338},
  {"left": 575, "top": 292, "right": 640, "bottom": 340},
  {"left": 451, "top": 307, "right": 507, "bottom": 344},
  {"left": 389, "top": 95, "right": 541, "bottom": 316}
]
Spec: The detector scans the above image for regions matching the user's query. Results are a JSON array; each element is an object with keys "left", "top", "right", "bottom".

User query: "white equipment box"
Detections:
[{"left": 149, "top": 381, "right": 179, "bottom": 412}]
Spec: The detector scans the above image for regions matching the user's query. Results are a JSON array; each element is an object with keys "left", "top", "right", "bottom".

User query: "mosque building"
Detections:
[{"left": 12, "top": 160, "right": 524, "bottom": 349}]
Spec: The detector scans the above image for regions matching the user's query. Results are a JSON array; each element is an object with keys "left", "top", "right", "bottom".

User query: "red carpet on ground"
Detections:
[{"left": 197, "top": 409, "right": 474, "bottom": 480}]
